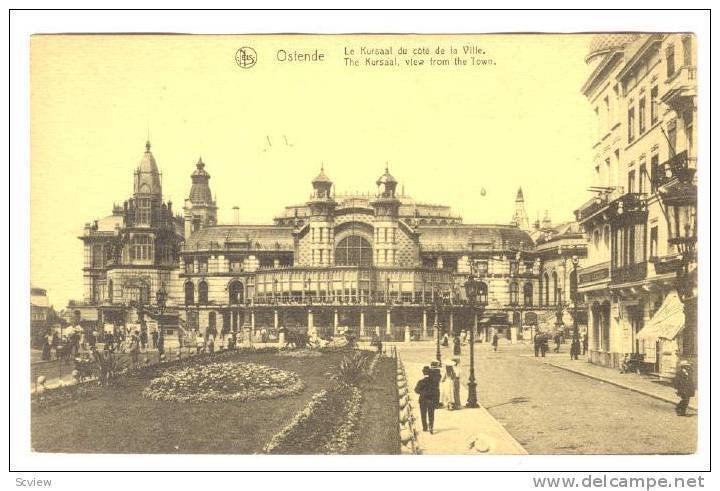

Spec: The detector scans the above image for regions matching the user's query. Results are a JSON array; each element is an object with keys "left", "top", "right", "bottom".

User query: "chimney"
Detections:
[{"left": 233, "top": 206, "right": 240, "bottom": 225}]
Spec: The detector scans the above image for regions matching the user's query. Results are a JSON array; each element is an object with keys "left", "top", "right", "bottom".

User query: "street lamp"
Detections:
[
  {"left": 463, "top": 276, "right": 483, "bottom": 408},
  {"left": 433, "top": 287, "right": 442, "bottom": 363},
  {"left": 571, "top": 255, "right": 580, "bottom": 341}
]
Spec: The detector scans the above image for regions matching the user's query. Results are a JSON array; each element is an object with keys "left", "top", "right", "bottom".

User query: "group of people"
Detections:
[
  {"left": 414, "top": 357, "right": 463, "bottom": 434},
  {"left": 533, "top": 331, "right": 588, "bottom": 359}
]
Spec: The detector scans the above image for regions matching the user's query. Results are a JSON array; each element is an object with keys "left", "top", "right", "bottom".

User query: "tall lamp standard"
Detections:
[
  {"left": 464, "top": 277, "right": 482, "bottom": 408},
  {"left": 571, "top": 255, "right": 580, "bottom": 341},
  {"left": 434, "top": 287, "right": 442, "bottom": 363}
]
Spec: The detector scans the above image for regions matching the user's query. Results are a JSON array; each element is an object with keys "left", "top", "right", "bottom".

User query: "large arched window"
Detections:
[
  {"left": 198, "top": 281, "right": 209, "bottom": 304},
  {"left": 229, "top": 281, "right": 243, "bottom": 305},
  {"left": 334, "top": 235, "right": 373, "bottom": 266},
  {"left": 509, "top": 282, "right": 519, "bottom": 305},
  {"left": 543, "top": 273, "right": 550, "bottom": 306},
  {"left": 552, "top": 272, "right": 559, "bottom": 305},
  {"left": 524, "top": 282, "right": 533, "bottom": 306},
  {"left": 184, "top": 281, "right": 195, "bottom": 305}
]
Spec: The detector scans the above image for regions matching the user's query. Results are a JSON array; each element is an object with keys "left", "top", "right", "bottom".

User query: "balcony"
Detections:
[
  {"left": 610, "top": 261, "right": 648, "bottom": 285},
  {"left": 578, "top": 261, "right": 611, "bottom": 286},
  {"left": 652, "top": 150, "right": 696, "bottom": 191}
]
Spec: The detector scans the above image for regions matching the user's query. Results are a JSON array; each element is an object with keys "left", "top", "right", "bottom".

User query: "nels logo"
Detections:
[{"left": 235, "top": 47, "right": 257, "bottom": 69}]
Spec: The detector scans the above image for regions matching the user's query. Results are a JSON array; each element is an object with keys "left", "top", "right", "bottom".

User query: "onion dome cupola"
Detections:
[
  {"left": 371, "top": 163, "right": 401, "bottom": 218},
  {"left": 307, "top": 164, "right": 336, "bottom": 217},
  {"left": 189, "top": 157, "right": 214, "bottom": 205},
  {"left": 133, "top": 140, "right": 163, "bottom": 198},
  {"left": 376, "top": 163, "right": 398, "bottom": 198},
  {"left": 311, "top": 163, "right": 333, "bottom": 199}
]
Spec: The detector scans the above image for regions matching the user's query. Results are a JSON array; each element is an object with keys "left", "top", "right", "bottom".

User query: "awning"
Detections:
[{"left": 638, "top": 291, "right": 685, "bottom": 341}]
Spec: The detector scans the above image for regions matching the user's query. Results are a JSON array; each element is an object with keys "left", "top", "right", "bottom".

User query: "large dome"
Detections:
[{"left": 586, "top": 33, "right": 640, "bottom": 63}]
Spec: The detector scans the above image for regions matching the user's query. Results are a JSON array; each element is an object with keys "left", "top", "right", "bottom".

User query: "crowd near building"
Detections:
[{"left": 575, "top": 33, "right": 697, "bottom": 377}]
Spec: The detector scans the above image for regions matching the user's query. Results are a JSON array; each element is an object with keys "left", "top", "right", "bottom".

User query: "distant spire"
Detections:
[
  {"left": 145, "top": 140, "right": 151, "bottom": 152},
  {"left": 516, "top": 187, "right": 524, "bottom": 202}
]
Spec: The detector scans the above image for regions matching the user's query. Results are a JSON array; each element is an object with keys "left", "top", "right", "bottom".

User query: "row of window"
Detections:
[{"left": 627, "top": 85, "right": 659, "bottom": 144}]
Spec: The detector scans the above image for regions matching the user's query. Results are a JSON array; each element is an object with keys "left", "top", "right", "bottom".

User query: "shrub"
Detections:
[{"left": 329, "top": 352, "right": 374, "bottom": 388}]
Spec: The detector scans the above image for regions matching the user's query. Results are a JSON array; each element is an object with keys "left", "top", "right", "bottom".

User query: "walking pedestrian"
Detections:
[
  {"left": 151, "top": 328, "right": 158, "bottom": 350},
  {"left": 554, "top": 333, "right": 561, "bottom": 353},
  {"left": 140, "top": 328, "right": 148, "bottom": 351},
  {"left": 129, "top": 331, "right": 140, "bottom": 367},
  {"left": 571, "top": 336, "right": 581, "bottom": 360},
  {"left": 453, "top": 335, "right": 462, "bottom": 356},
  {"left": 533, "top": 332, "right": 540, "bottom": 357},
  {"left": 582, "top": 333, "right": 588, "bottom": 355},
  {"left": 157, "top": 330, "right": 165, "bottom": 360},
  {"left": 415, "top": 366, "right": 436, "bottom": 434},
  {"left": 440, "top": 361, "right": 456, "bottom": 410},
  {"left": 674, "top": 361, "right": 695, "bottom": 416},
  {"left": 540, "top": 333, "right": 548, "bottom": 357},
  {"left": 207, "top": 334, "right": 215, "bottom": 354},
  {"left": 429, "top": 361, "right": 442, "bottom": 408},
  {"left": 492, "top": 333, "right": 499, "bottom": 352},
  {"left": 41, "top": 332, "right": 52, "bottom": 361},
  {"left": 196, "top": 332, "right": 205, "bottom": 354},
  {"left": 442, "top": 332, "right": 449, "bottom": 347},
  {"left": 452, "top": 358, "right": 462, "bottom": 410}
]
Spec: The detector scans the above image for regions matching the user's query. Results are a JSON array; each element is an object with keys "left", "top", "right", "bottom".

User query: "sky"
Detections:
[{"left": 31, "top": 34, "right": 597, "bottom": 309}]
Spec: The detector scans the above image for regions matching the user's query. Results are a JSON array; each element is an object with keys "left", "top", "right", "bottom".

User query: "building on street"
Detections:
[{"left": 575, "top": 33, "right": 697, "bottom": 377}]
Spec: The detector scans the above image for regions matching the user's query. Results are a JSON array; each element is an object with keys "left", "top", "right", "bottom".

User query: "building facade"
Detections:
[
  {"left": 575, "top": 33, "right": 697, "bottom": 376},
  {"left": 71, "top": 143, "right": 587, "bottom": 345}
]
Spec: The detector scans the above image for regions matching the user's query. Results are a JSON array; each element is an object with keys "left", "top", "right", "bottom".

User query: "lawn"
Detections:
[
  {"left": 31, "top": 350, "right": 347, "bottom": 454},
  {"left": 349, "top": 356, "right": 400, "bottom": 455}
]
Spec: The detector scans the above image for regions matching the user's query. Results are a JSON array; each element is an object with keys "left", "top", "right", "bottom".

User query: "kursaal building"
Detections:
[{"left": 70, "top": 140, "right": 590, "bottom": 346}]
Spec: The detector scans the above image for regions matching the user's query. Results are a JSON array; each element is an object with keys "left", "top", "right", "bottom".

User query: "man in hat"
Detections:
[
  {"left": 414, "top": 366, "right": 436, "bottom": 434},
  {"left": 674, "top": 361, "right": 695, "bottom": 416},
  {"left": 429, "top": 360, "right": 442, "bottom": 408}
]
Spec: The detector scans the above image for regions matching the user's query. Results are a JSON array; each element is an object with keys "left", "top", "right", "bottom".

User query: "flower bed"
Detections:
[
  {"left": 263, "top": 386, "right": 362, "bottom": 454},
  {"left": 276, "top": 348, "right": 323, "bottom": 358},
  {"left": 142, "top": 361, "right": 305, "bottom": 403}
]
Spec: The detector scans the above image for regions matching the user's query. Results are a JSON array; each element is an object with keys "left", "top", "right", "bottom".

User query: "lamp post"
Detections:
[
  {"left": 571, "top": 255, "right": 580, "bottom": 341},
  {"left": 464, "top": 276, "right": 481, "bottom": 408},
  {"left": 434, "top": 287, "right": 442, "bottom": 363}
]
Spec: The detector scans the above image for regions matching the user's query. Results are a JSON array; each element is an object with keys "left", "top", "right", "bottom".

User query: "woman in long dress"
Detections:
[{"left": 440, "top": 362, "right": 456, "bottom": 410}]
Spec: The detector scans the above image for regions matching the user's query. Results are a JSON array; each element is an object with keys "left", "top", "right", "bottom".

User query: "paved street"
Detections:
[{"left": 394, "top": 340, "right": 696, "bottom": 455}]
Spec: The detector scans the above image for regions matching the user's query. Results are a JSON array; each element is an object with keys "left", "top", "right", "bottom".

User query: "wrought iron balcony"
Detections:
[
  {"left": 652, "top": 150, "right": 696, "bottom": 190},
  {"left": 610, "top": 261, "right": 647, "bottom": 285}
]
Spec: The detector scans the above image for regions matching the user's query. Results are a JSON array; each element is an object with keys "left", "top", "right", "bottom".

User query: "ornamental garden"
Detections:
[{"left": 31, "top": 346, "right": 400, "bottom": 454}]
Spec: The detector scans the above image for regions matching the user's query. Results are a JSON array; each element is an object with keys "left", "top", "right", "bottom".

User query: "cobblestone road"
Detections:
[{"left": 395, "top": 341, "right": 696, "bottom": 455}]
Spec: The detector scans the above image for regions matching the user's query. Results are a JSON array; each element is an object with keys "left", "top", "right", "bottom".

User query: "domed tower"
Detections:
[
  {"left": 307, "top": 164, "right": 336, "bottom": 266},
  {"left": 184, "top": 157, "right": 217, "bottom": 238},
  {"left": 371, "top": 164, "right": 401, "bottom": 267},
  {"left": 510, "top": 187, "right": 531, "bottom": 231},
  {"left": 134, "top": 140, "right": 162, "bottom": 199},
  {"left": 130, "top": 140, "right": 163, "bottom": 228}
]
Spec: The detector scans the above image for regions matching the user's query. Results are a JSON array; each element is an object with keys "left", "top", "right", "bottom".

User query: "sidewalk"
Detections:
[
  {"left": 527, "top": 352, "right": 697, "bottom": 411},
  {"left": 399, "top": 352, "right": 527, "bottom": 455}
]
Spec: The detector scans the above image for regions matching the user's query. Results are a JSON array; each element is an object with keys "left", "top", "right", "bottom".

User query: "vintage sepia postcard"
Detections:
[{"left": 19, "top": 17, "right": 707, "bottom": 480}]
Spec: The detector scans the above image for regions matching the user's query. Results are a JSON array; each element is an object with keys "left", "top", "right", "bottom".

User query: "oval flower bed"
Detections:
[{"left": 142, "top": 361, "right": 305, "bottom": 403}]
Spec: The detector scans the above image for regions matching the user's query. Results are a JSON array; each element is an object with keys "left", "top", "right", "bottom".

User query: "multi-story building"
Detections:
[
  {"left": 575, "top": 33, "right": 697, "bottom": 376},
  {"left": 70, "top": 142, "right": 589, "bottom": 346},
  {"left": 71, "top": 141, "right": 185, "bottom": 334}
]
